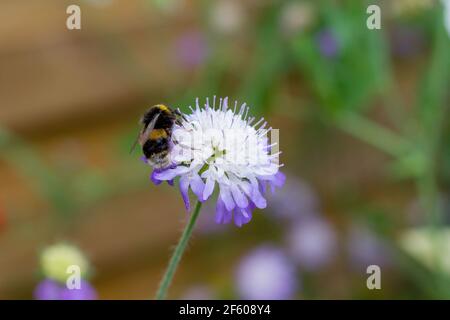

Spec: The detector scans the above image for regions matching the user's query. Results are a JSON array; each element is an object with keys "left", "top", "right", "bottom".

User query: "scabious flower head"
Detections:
[
  {"left": 148, "top": 97, "right": 285, "bottom": 227},
  {"left": 40, "top": 243, "right": 89, "bottom": 283},
  {"left": 235, "top": 245, "right": 298, "bottom": 300}
]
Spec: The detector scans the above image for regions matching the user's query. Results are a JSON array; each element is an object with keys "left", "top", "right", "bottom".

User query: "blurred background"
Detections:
[{"left": 0, "top": 0, "right": 450, "bottom": 299}]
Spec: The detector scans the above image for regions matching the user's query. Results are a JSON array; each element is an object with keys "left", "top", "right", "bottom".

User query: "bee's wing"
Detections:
[
  {"left": 129, "top": 113, "right": 160, "bottom": 154},
  {"left": 129, "top": 131, "right": 142, "bottom": 154}
]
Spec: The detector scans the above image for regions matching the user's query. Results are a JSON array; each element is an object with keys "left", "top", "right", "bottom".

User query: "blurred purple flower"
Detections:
[
  {"left": 287, "top": 217, "right": 337, "bottom": 271},
  {"left": 180, "top": 285, "right": 216, "bottom": 300},
  {"left": 60, "top": 280, "right": 98, "bottom": 300},
  {"left": 235, "top": 246, "right": 298, "bottom": 300},
  {"left": 389, "top": 25, "right": 426, "bottom": 58},
  {"left": 34, "top": 279, "right": 62, "bottom": 300},
  {"left": 315, "top": 29, "right": 340, "bottom": 59},
  {"left": 34, "top": 278, "right": 97, "bottom": 300},
  {"left": 174, "top": 31, "right": 208, "bottom": 70},
  {"left": 268, "top": 176, "right": 319, "bottom": 222},
  {"left": 406, "top": 195, "right": 448, "bottom": 226},
  {"left": 347, "top": 225, "right": 392, "bottom": 270}
]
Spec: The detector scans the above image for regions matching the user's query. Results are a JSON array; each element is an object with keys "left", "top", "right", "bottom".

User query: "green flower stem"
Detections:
[
  {"left": 155, "top": 201, "right": 203, "bottom": 300},
  {"left": 335, "top": 113, "right": 409, "bottom": 157},
  {"left": 414, "top": 16, "right": 450, "bottom": 297}
]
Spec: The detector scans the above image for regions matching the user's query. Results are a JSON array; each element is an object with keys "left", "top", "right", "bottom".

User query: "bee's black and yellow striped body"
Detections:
[
  {"left": 137, "top": 104, "right": 180, "bottom": 169},
  {"left": 142, "top": 105, "right": 176, "bottom": 134}
]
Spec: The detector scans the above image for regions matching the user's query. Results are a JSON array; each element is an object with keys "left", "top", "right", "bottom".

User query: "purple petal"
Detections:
[
  {"left": 179, "top": 175, "right": 191, "bottom": 211},
  {"left": 219, "top": 187, "right": 236, "bottom": 211},
  {"left": 259, "top": 179, "right": 267, "bottom": 195},
  {"left": 167, "top": 179, "right": 174, "bottom": 186},
  {"left": 155, "top": 166, "right": 186, "bottom": 180},
  {"left": 140, "top": 156, "right": 148, "bottom": 164},
  {"left": 234, "top": 207, "right": 253, "bottom": 227},
  {"left": 190, "top": 174, "right": 205, "bottom": 201},
  {"left": 250, "top": 182, "right": 267, "bottom": 209},
  {"left": 231, "top": 184, "right": 249, "bottom": 209},
  {"left": 267, "top": 171, "right": 286, "bottom": 194},
  {"left": 247, "top": 201, "right": 256, "bottom": 212},
  {"left": 150, "top": 171, "right": 163, "bottom": 185},
  {"left": 223, "top": 211, "right": 233, "bottom": 224},
  {"left": 272, "top": 171, "right": 286, "bottom": 188},
  {"left": 215, "top": 198, "right": 232, "bottom": 224},
  {"left": 203, "top": 176, "right": 215, "bottom": 201}
]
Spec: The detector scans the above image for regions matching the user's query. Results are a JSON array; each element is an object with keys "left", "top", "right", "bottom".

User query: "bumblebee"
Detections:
[{"left": 131, "top": 104, "right": 181, "bottom": 169}]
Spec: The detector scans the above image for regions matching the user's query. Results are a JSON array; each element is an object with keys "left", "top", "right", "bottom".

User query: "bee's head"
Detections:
[{"left": 141, "top": 105, "right": 167, "bottom": 125}]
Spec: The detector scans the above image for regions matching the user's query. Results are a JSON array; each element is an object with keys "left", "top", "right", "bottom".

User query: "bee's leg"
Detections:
[
  {"left": 174, "top": 142, "right": 202, "bottom": 152},
  {"left": 174, "top": 108, "right": 188, "bottom": 125}
]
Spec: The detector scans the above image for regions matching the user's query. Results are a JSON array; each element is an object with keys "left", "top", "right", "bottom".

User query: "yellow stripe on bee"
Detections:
[
  {"left": 156, "top": 104, "right": 170, "bottom": 112},
  {"left": 149, "top": 129, "right": 168, "bottom": 140}
]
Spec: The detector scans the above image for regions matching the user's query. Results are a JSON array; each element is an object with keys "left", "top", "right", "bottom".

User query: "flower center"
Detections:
[{"left": 205, "top": 145, "right": 226, "bottom": 165}]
